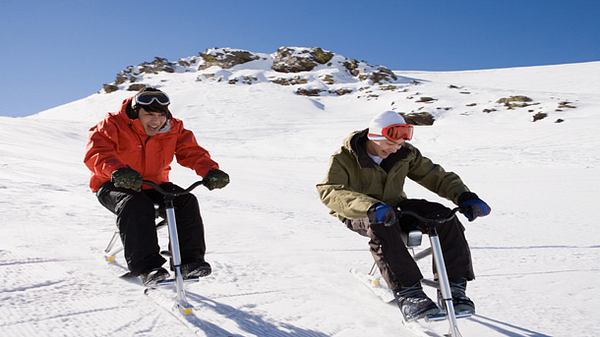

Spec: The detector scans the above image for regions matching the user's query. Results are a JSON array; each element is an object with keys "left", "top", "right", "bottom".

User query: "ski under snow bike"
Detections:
[
  {"left": 103, "top": 180, "right": 206, "bottom": 315},
  {"left": 354, "top": 207, "right": 470, "bottom": 337}
]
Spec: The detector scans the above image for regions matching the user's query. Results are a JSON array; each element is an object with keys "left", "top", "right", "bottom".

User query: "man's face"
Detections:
[
  {"left": 368, "top": 139, "right": 404, "bottom": 159},
  {"left": 138, "top": 108, "right": 167, "bottom": 136}
]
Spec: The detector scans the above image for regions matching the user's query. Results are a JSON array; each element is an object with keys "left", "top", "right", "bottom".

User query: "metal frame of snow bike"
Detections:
[
  {"left": 368, "top": 207, "right": 466, "bottom": 337},
  {"left": 104, "top": 180, "right": 206, "bottom": 315}
]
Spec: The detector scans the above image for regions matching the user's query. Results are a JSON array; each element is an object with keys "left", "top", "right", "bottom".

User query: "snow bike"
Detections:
[
  {"left": 354, "top": 207, "right": 469, "bottom": 337},
  {"left": 103, "top": 179, "right": 206, "bottom": 315}
]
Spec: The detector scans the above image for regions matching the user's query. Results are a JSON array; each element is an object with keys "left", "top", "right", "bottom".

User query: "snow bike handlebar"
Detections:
[
  {"left": 142, "top": 180, "right": 205, "bottom": 198},
  {"left": 400, "top": 207, "right": 461, "bottom": 225}
]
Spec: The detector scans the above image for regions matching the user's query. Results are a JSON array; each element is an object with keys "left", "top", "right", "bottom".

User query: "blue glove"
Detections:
[
  {"left": 367, "top": 203, "right": 398, "bottom": 227},
  {"left": 458, "top": 192, "right": 491, "bottom": 222}
]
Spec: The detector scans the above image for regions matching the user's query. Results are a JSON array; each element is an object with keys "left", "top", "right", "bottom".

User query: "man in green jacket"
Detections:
[{"left": 317, "top": 110, "right": 491, "bottom": 321}]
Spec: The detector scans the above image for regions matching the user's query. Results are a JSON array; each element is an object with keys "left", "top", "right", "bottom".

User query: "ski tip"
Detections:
[{"left": 119, "top": 271, "right": 136, "bottom": 279}]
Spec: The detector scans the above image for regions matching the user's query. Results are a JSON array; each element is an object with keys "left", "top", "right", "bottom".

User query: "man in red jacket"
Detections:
[{"left": 84, "top": 87, "right": 229, "bottom": 286}]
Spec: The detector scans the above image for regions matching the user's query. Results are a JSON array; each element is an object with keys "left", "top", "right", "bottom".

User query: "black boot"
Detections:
[
  {"left": 181, "top": 260, "right": 212, "bottom": 279},
  {"left": 438, "top": 278, "right": 475, "bottom": 315},
  {"left": 140, "top": 267, "right": 170, "bottom": 286},
  {"left": 394, "top": 282, "right": 440, "bottom": 321}
]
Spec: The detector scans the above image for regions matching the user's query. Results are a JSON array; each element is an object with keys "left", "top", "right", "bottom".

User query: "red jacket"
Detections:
[{"left": 84, "top": 98, "right": 219, "bottom": 192}]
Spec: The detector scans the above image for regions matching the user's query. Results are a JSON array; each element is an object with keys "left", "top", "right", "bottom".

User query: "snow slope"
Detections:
[{"left": 1, "top": 54, "right": 599, "bottom": 337}]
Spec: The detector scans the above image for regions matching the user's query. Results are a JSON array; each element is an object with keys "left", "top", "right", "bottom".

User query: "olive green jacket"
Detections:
[{"left": 316, "top": 129, "right": 470, "bottom": 220}]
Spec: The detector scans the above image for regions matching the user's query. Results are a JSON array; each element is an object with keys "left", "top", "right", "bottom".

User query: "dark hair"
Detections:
[{"left": 127, "top": 87, "right": 172, "bottom": 119}]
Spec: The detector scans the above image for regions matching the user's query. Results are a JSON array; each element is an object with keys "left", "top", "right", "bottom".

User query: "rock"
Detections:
[
  {"left": 558, "top": 101, "right": 576, "bottom": 108},
  {"left": 295, "top": 88, "right": 324, "bottom": 96},
  {"left": 198, "top": 48, "right": 259, "bottom": 70},
  {"left": 448, "top": 84, "right": 461, "bottom": 89},
  {"left": 311, "top": 47, "right": 334, "bottom": 64},
  {"left": 138, "top": 57, "right": 176, "bottom": 74},
  {"left": 379, "top": 85, "right": 398, "bottom": 91},
  {"left": 402, "top": 112, "right": 435, "bottom": 125},
  {"left": 416, "top": 96, "right": 436, "bottom": 103},
  {"left": 272, "top": 47, "right": 333, "bottom": 73},
  {"left": 358, "top": 67, "right": 397, "bottom": 84},
  {"left": 465, "top": 103, "right": 477, "bottom": 107},
  {"left": 127, "top": 84, "right": 146, "bottom": 91},
  {"left": 329, "top": 88, "right": 353, "bottom": 96},
  {"left": 115, "top": 73, "right": 128, "bottom": 85},
  {"left": 228, "top": 76, "right": 257, "bottom": 85},
  {"left": 102, "top": 84, "right": 119, "bottom": 93},
  {"left": 320, "top": 74, "right": 335, "bottom": 85},
  {"left": 270, "top": 76, "right": 309, "bottom": 86},
  {"left": 459, "top": 91, "right": 471, "bottom": 94},
  {"left": 555, "top": 119, "right": 565, "bottom": 123},
  {"left": 532, "top": 112, "right": 547, "bottom": 122},
  {"left": 497, "top": 95, "right": 533, "bottom": 104},
  {"left": 343, "top": 59, "right": 360, "bottom": 76},
  {"left": 482, "top": 108, "right": 496, "bottom": 113}
]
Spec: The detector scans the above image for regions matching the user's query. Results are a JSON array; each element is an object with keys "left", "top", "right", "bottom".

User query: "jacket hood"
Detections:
[{"left": 342, "top": 129, "right": 377, "bottom": 168}]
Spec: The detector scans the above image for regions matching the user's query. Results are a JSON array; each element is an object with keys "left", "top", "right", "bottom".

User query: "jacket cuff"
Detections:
[{"left": 457, "top": 191, "right": 479, "bottom": 205}]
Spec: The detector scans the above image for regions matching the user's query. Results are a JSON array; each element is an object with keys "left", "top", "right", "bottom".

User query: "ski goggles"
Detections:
[
  {"left": 134, "top": 91, "right": 170, "bottom": 106},
  {"left": 369, "top": 123, "right": 414, "bottom": 141}
]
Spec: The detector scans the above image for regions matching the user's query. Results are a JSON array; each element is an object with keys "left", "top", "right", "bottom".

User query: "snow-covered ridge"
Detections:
[
  {"left": 35, "top": 46, "right": 598, "bottom": 129},
  {"left": 101, "top": 46, "right": 412, "bottom": 98}
]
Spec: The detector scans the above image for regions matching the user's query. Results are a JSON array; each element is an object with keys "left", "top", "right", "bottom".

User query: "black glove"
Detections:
[
  {"left": 111, "top": 167, "right": 143, "bottom": 191},
  {"left": 203, "top": 169, "right": 230, "bottom": 190},
  {"left": 458, "top": 192, "right": 491, "bottom": 222},
  {"left": 367, "top": 203, "right": 398, "bottom": 227}
]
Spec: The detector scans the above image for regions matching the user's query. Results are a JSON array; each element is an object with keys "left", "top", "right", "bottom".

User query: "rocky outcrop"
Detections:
[
  {"left": 343, "top": 59, "right": 360, "bottom": 76},
  {"left": 295, "top": 88, "right": 324, "bottom": 96},
  {"left": 138, "top": 57, "right": 176, "bottom": 74},
  {"left": 198, "top": 48, "right": 259, "bottom": 70},
  {"left": 402, "top": 112, "right": 435, "bottom": 125},
  {"left": 101, "top": 46, "right": 404, "bottom": 93},
  {"left": 270, "top": 76, "right": 309, "bottom": 86},
  {"left": 329, "top": 88, "right": 353, "bottom": 96},
  {"left": 497, "top": 95, "right": 532, "bottom": 104},
  {"left": 102, "top": 84, "right": 119, "bottom": 93},
  {"left": 272, "top": 47, "right": 333, "bottom": 73},
  {"left": 127, "top": 84, "right": 146, "bottom": 91},
  {"left": 358, "top": 66, "right": 397, "bottom": 84},
  {"left": 497, "top": 95, "right": 538, "bottom": 109},
  {"left": 228, "top": 76, "right": 258, "bottom": 85}
]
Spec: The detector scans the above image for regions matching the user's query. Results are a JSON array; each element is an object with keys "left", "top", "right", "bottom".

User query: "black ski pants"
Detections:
[
  {"left": 345, "top": 199, "right": 474, "bottom": 291},
  {"left": 97, "top": 182, "right": 207, "bottom": 275}
]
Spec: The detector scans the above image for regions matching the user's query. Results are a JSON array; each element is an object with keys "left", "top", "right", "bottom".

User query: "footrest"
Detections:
[
  {"left": 424, "top": 310, "right": 472, "bottom": 322},
  {"left": 150, "top": 277, "right": 200, "bottom": 288},
  {"left": 160, "top": 250, "right": 172, "bottom": 257}
]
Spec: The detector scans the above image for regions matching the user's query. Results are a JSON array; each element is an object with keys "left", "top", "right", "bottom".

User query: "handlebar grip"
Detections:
[
  {"left": 400, "top": 207, "right": 461, "bottom": 224},
  {"left": 142, "top": 180, "right": 205, "bottom": 197}
]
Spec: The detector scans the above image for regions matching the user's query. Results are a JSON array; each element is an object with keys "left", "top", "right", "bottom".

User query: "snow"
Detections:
[{"left": 1, "top": 57, "right": 599, "bottom": 337}]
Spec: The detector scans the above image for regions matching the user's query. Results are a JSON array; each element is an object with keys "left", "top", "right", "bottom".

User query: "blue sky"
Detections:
[{"left": 1, "top": 0, "right": 598, "bottom": 117}]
